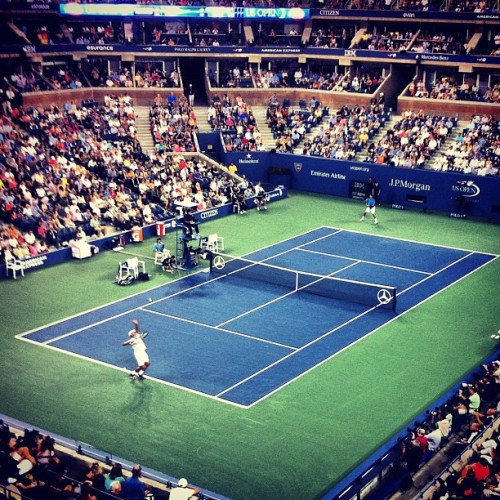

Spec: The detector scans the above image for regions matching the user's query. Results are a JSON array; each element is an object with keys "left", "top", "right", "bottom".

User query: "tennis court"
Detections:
[{"left": 18, "top": 226, "right": 495, "bottom": 408}]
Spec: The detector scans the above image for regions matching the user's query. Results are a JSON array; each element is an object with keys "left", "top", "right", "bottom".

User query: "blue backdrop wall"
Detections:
[{"left": 221, "top": 151, "right": 500, "bottom": 220}]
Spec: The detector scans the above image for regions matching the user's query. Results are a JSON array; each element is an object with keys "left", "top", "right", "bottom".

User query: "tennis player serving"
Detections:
[
  {"left": 360, "top": 194, "right": 378, "bottom": 225},
  {"left": 123, "top": 320, "right": 150, "bottom": 381}
]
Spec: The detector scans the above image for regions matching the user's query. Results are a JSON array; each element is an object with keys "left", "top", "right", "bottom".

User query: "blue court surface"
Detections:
[{"left": 19, "top": 227, "right": 497, "bottom": 408}]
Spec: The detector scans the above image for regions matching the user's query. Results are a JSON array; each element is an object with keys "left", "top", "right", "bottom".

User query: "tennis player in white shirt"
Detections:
[{"left": 123, "top": 320, "right": 150, "bottom": 381}]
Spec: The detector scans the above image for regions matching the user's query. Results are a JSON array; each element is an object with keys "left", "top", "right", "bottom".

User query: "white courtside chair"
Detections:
[
  {"left": 201, "top": 234, "right": 219, "bottom": 253},
  {"left": 117, "top": 262, "right": 131, "bottom": 281},
  {"left": 5, "top": 258, "right": 25, "bottom": 279},
  {"left": 217, "top": 235, "right": 225, "bottom": 252},
  {"left": 126, "top": 256, "right": 146, "bottom": 278},
  {"left": 154, "top": 249, "right": 171, "bottom": 266}
]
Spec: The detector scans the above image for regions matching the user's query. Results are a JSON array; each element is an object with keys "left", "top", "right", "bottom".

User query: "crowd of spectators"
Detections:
[
  {"left": 431, "top": 114, "right": 499, "bottom": 175},
  {"left": 68, "top": 23, "right": 122, "bottom": 45},
  {"left": 7, "top": 69, "right": 48, "bottom": 93},
  {"left": 313, "top": 0, "right": 497, "bottom": 9},
  {"left": 190, "top": 21, "right": 231, "bottom": 46},
  {"left": 407, "top": 77, "right": 500, "bottom": 102},
  {"left": 364, "top": 110, "right": 456, "bottom": 167},
  {"left": 302, "top": 102, "right": 389, "bottom": 158},
  {"left": 3, "top": 64, "right": 85, "bottom": 94},
  {"left": 210, "top": 64, "right": 386, "bottom": 93},
  {"left": 206, "top": 94, "right": 264, "bottom": 152},
  {"left": 31, "top": 24, "right": 65, "bottom": 46},
  {"left": 84, "top": 66, "right": 180, "bottom": 89},
  {"left": 253, "top": 69, "right": 288, "bottom": 89},
  {"left": 253, "top": 24, "right": 303, "bottom": 46},
  {"left": 0, "top": 90, "right": 246, "bottom": 262},
  {"left": 428, "top": 77, "right": 482, "bottom": 100},
  {"left": 340, "top": 72, "right": 385, "bottom": 93},
  {"left": 411, "top": 31, "right": 467, "bottom": 55},
  {"left": 308, "top": 26, "right": 354, "bottom": 49},
  {"left": 45, "top": 67, "right": 84, "bottom": 91},
  {"left": 407, "top": 79, "right": 430, "bottom": 98},
  {"left": 396, "top": 0, "right": 442, "bottom": 10},
  {"left": 149, "top": 93, "right": 198, "bottom": 154},
  {"left": 22, "top": 21, "right": 123, "bottom": 46},
  {"left": 354, "top": 30, "right": 414, "bottom": 51},
  {"left": 4, "top": 63, "right": 180, "bottom": 92},
  {"left": 8, "top": 10, "right": 500, "bottom": 58},
  {"left": 0, "top": 58, "right": 496, "bottom": 262},
  {"left": 0, "top": 423, "right": 176, "bottom": 499},
  {"left": 151, "top": 23, "right": 188, "bottom": 45},
  {"left": 395, "top": 358, "right": 500, "bottom": 498},
  {"left": 411, "top": 76, "right": 499, "bottom": 102},
  {"left": 483, "top": 83, "right": 500, "bottom": 102},
  {"left": 112, "top": 99, "right": 239, "bottom": 213},
  {"left": 449, "top": 0, "right": 499, "bottom": 12},
  {"left": 266, "top": 96, "right": 328, "bottom": 153},
  {"left": 253, "top": 67, "right": 344, "bottom": 91},
  {"left": 214, "top": 65, "right": 253, "bottom": 89},
  {"left": 127, "top": 153, "right": 239, "bottom": 215},
  {"left": 296, "top": 68, "right": 344, "bottom": 91},
  {"left": 0, "top": 95, "right": 163, "bottom": 260}
]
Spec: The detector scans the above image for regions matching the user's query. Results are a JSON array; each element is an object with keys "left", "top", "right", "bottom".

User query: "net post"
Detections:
[{"left": 208, "top": 251, "right": 215, "bottom": 273}]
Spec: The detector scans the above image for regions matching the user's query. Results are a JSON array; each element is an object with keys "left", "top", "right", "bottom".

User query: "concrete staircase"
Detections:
[
  {"left": 192, "top": 106, "right": 213, "bottom": 133},
  {"left": 427, "top": 122, "right": 465, "bottom": 171},
  {"left": 356, "top": 116, "right": 397, "bottom": 162},
  {"left": 292, "top": 118, "right": 326, "bottom": 155},
  {"left": 251, "top": 105, "right": 276, "bottom": 151},
  {"left": 289, "top": 112, "right": 394, "bottom": 160},
  {"left": 134, "top": 106, "right": 154, "bottom": 156}
]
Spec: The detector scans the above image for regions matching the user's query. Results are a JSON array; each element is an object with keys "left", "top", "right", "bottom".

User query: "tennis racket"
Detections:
[{"left": 140, "top": 331, "right": 149, "bottom": 339}]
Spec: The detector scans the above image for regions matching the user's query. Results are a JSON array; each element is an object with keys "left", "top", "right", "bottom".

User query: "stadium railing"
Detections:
[
  {"left": 322, "top": 350, "right": 500, "bottom": 499},
  {"left": 0, "top": 414, "right": 229, "bottom": 500}
]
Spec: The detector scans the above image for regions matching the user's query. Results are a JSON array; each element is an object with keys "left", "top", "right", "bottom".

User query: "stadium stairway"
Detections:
[
  {"left": 427, "top": 122, "right": 465, "bottom": 172},
  {"left": 251, "top": 105, "right": 279, "bottom": 151},
  {"left": 292, "top": 114, "right": 328, "bottom": 155},
  {"left": 355, "top": 115, "right": 398, "bottom": 162},
  {"left": 192, "top": 106, "right": 214, "bottom": 133},
  {"left": 134, "top": 105, "right": 155, "bottom": 156}
]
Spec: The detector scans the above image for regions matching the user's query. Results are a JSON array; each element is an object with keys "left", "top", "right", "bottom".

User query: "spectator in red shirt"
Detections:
[
  {"left": 415, "top": 428, "right": 428, "bottom": 455},
  {"left": 461, "top": 456, "right": 491, "bottom": 482}
]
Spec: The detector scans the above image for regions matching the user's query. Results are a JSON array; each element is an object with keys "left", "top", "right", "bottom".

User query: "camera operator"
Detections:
[{"left": 455, "top": 384, "right": 481, "bottom": 415}]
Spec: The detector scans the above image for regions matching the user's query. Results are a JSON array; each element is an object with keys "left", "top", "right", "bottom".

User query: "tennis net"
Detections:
[{"left": 210, "top": 254, "right": 397, "bottom": 311}]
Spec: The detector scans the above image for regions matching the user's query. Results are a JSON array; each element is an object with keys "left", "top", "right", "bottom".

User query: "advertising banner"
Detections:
[{"left": 274, "top": 154, "right": 500, "bottom": 219}]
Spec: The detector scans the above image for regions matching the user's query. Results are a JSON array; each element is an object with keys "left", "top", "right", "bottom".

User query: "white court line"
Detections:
[
  {"left": 18, "top": 337, "right": 249, "bottom": 409},
  {"left": 245, "top": 253, "right": 498, "bottom": 408},
  {"left": 16, "top": 226, "right": 496, "bottom": 409},
  {"left": 321, "top": 224, "right": 499, "bottom": 257},
  {"left": 298, "top": 248, "right": 432, "bottom": 275},
  {"left": 144, "top": 308, "right": 297, "bottom": 351},
  {"left": 391, "top": 251, "right": 475, "bottom": 297},
  {"left": 217, "top": 299, "right": 382, "bottom": 398},
  {"left": 240, "top": 227, "right": 343, "bottom": 265},
  {"left": 215, "top": 260, "right": 360, "bottom": 328},
  {"left": 15, "top": 265, "right": 204, "bottom": 340},
  {"left": 17, "top": 227, "right": 340, "bottom": 341}
]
